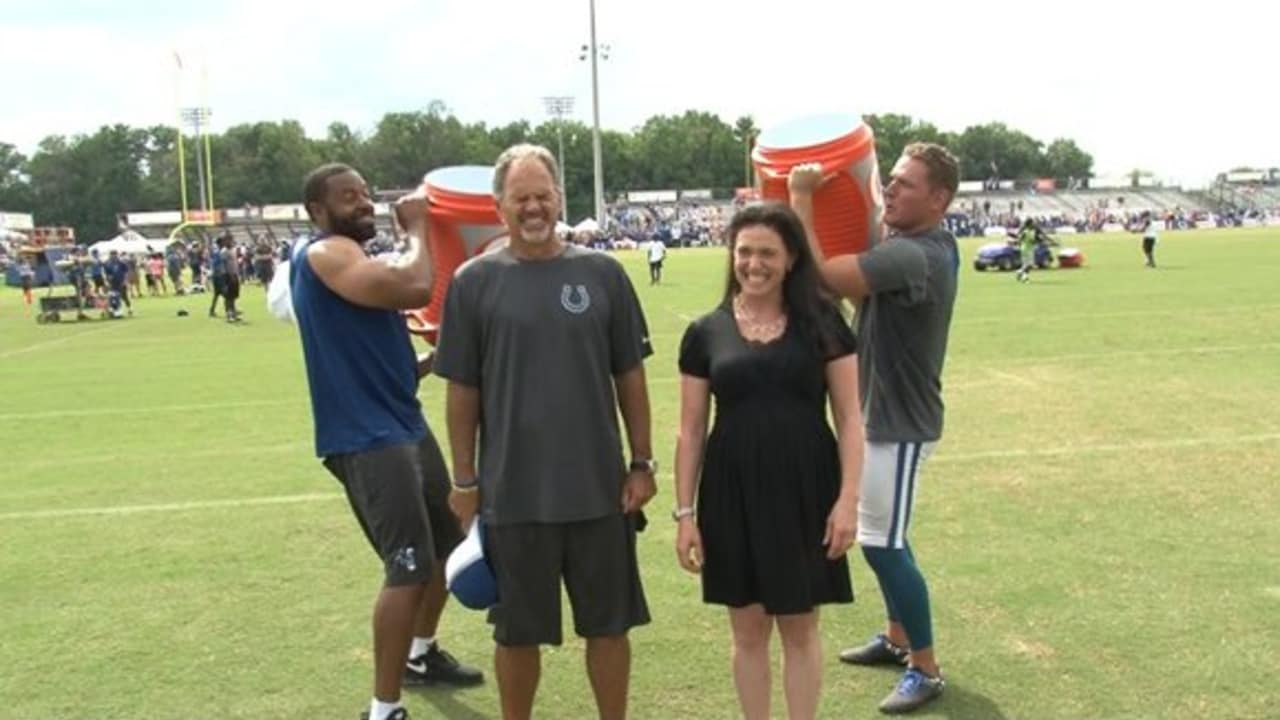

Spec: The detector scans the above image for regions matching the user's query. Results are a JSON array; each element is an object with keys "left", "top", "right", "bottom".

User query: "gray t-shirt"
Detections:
[
  {"left": 434, "top": 244, "right": 652, "bottom": 526},
  {"left": 855, "top": 227, "right": 959, "bottom": 442}
]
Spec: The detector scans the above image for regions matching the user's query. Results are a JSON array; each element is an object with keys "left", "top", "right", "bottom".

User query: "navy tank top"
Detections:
[{"left": 291, "top": 236, "right": 426, "bottom": 456}]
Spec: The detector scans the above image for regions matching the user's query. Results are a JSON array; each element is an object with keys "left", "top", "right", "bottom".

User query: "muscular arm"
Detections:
[
  {"left": 307, "top": 195, "right": 434, "bottom": 310},
  {"left": 307, "top": 235, "right": 433, "bottom": 310},
  {"left": 788, "top": 164, "right": 871, "bottom": 301}
]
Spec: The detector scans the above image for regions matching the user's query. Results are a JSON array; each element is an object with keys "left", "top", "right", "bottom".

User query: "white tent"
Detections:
[
  {"left": 573, "top": 217, "right": 600, "bottom": 234},
  {"left": 88, "top": 230, "right": 171, "bottom": 256}
]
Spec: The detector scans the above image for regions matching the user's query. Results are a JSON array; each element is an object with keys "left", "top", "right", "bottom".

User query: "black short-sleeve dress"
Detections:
[{"left": 679, "top": 303, "right": 857, "bottom": 614}]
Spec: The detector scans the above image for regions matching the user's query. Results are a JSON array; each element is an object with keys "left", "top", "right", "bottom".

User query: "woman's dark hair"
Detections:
[{"left": 721, "top": 202, "right": 847, "bottom": 355}]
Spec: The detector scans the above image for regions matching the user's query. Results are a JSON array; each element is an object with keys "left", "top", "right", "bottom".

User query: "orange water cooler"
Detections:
[
  {"left": 752, "top": 113, "right": 884, "bottom": 256},
  {"left": 405, "top": 166, "right": 506, "bottom": 345}
]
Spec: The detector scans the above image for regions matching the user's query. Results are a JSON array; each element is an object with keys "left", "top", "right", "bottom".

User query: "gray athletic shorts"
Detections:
[
  {"left": 485, "top": 513, "right": 650, "bottom": 646},
  {"left": 322, "top": 434, "right": 463, "bottom": 587}
]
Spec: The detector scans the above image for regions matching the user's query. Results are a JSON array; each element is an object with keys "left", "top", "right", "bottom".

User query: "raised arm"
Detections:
[
  {"left": 307, "top": 191, "right": 435, "bottom": 310},
  {"left": 788, "top": 163, "right": 872, "bottom": 301}
]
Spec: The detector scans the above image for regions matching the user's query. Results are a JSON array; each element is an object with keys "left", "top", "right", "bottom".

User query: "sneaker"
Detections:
[
  {"left": 879, "top": 667, "right": 945, "bottom": 714},
  {"left": 359, "top": 708, "right": 408, "bottom": 720},
  {"left": 839, "top": 634, "right": 909, "bottom": 667},
  {"left": 404, "top": 644, "right": 484, "bottom": 687}
]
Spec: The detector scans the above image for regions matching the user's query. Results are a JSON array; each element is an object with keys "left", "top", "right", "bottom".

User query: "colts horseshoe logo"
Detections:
[{"left": 561, "top": 284, "right": 590, "bottom": 314}]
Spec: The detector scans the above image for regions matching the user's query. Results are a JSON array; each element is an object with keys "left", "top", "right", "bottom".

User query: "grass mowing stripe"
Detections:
[
  {"left": 0, "top": 399, "right": 301, "bottom": 421},
  {"left": 0, "top": 492, "right": 344, "bottom": 521},
  {"left": 933, "top": 432, "right": 1280, "bottom": 463}
]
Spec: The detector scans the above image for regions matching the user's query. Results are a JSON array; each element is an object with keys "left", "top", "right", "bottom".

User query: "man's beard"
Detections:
[{"left": 331, "top": 211, "right": 377, "bottom": 242}]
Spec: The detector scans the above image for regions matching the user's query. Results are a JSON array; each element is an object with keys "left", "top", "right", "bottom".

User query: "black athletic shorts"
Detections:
[
  {"left": 1142, "top": 237, "right": 1156, "bottom": 254},
  {"left": 322, "top": 434, "right": 463, "bottom": 586},
  {"left": 485, "top": 513, "right": 650, "bottom": 646}
]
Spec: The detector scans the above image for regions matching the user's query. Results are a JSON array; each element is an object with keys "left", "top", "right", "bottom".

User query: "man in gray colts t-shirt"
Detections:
[
  {"left": 434, "top": 144, "right": 657, "bottom": 720},
  {"left": 436, "top": 243, "right": 653, "bottom": 525}
]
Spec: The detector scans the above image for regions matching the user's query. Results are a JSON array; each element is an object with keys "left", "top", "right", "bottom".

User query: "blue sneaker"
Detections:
[{"left": 879, "top": 667, "right": 944, "bottom": 714}]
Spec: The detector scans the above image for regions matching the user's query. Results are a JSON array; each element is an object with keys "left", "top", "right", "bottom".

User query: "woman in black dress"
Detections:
[{"left": 674, "top": 202, "right": 865, "bottom": 720}]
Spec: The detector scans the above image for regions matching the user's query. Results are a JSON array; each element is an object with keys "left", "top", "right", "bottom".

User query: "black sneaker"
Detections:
[
  {"left": 404, "top": 644, "right": 484, "bottom": 687},
  {"left": 879, "top": 667, "right": 944, "bottom": 714},
  {"left": 839, "top": 634, "right": 909, "bottom": 666},
  {"left": 359, "top": 708, "right": 408, "bottom": 720}
]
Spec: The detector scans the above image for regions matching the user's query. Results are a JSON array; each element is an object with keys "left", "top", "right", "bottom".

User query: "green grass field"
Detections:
[{"left": 2, "top": 228, "right": 1278, "bottom": 720}]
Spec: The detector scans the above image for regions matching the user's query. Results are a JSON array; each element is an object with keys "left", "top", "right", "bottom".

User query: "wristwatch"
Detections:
[
  {"left": 629, "top": 458, "right": 658, "bottom": 474},
  {"left": 671, "top": 506, "right": 695, "bottom": 521}
]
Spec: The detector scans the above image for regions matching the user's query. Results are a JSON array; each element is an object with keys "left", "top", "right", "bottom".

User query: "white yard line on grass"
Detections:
[
  {"left": 951, "top": 341, "right": 1280, "bottom": 369},
  {"left": 953, "top": 303, "right": 1280, "bottom": 327},
  {"left": 0, "top": 492, "right": 345, "bottom": 521},
  {"left": 0, "top": 322, "right": 127, "bottom": 360},
  {"left": 932, "top": 432, "right": 1280, "bottom": 464},
  {"left": 0, "top": 399, "right": 300, "bottom": 421},
  {"left": 984, "top": 368, "right": 1037, "bottom": 388},
  {"left": 664, "top": 306, "right": 693, "bottom": 322},
  {"left": 6, "top": 441, "right": 305, "bottom": 473},
  {"left": 7, "top": 435, "right": 1275, "bottom": 523}
]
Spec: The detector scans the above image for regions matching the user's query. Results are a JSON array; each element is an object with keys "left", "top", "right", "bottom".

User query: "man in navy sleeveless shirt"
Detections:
[{"left": 292, "top": 164, "right": 482, "bottom": 720}]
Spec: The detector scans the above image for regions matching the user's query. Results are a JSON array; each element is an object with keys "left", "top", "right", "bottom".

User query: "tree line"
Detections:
[{"left": 0, "top": 100, "right": 1093, "bottom": 242}]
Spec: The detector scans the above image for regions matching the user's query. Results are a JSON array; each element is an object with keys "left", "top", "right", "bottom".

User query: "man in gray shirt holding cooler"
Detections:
[
  {"left": 434, "top": 144, "right": 657, "bottom": 720},
  {"left": 789, "top": 142, "right": 960, "bottom": 715}
]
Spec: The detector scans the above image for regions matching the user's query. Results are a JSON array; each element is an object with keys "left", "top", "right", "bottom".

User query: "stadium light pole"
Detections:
[
  {"left": 585, "top": 0, "right": 606, "bottom": 226},
  {"left": 180, "top": 106, "right": 212, "bottom": 213},
  {"left": 542, "top": 96, "right": 575, "bottom": 222}
]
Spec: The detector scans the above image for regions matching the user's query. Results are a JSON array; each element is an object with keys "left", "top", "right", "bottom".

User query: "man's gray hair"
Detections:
[{"left": 492, "top": 144, "right": 559, "bottom": 200}]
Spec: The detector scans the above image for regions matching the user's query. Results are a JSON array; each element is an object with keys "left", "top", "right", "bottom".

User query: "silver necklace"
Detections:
[{"left": 733, "top": 295, "right": 787, "bottom": 342}]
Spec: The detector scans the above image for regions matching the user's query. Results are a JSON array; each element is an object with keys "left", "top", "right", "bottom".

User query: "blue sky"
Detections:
[{"left": 2, "top": 0, "right": 1275, "bottom": 187}]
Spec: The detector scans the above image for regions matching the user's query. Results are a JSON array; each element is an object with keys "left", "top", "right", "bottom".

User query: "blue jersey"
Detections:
[
  {"left": 104, "top": 258, "right": 128, "bottom": 286},
  {"left": 290, "top": 236, "right": 426, "bottom": 457}
]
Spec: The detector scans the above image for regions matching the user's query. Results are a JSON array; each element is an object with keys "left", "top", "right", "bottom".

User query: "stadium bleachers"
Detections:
[{"left": 956, "top": 187, "right": 1210, "bottom": 217}]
